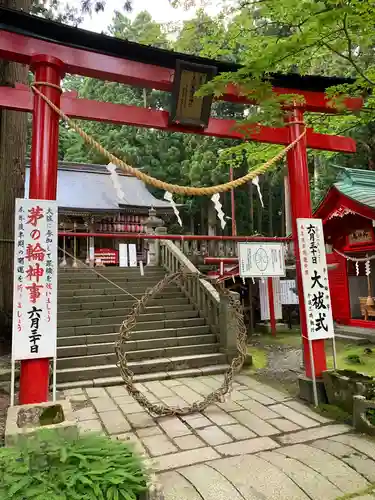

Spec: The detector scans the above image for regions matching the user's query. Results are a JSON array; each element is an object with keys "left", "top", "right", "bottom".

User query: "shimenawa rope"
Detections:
[{"left": 31, "top": 82, "right": 306, "bottom": 196}]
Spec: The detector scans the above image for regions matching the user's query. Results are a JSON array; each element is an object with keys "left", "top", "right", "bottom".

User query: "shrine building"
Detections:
[
  {"left": 315, "top": 167, "right": 375, "bottom": 328},
  {"left": 24, "top": 161, "right": 174, "bottom": 265}
]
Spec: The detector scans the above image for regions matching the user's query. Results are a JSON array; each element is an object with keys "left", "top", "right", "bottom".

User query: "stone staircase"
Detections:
[{"left": 57, "top": 266, "right": 230, "bottom": 390}]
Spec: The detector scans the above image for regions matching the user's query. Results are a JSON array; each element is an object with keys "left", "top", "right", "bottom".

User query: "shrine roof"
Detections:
[
  {"left": 334, "top": 166, "right": 375, "bottom": 210},
  {"left": 0, "top": 6, "right": 354, "bottom": 93},
  {"left": 24, "top": 161, "right": 172, "bottom": 212}
]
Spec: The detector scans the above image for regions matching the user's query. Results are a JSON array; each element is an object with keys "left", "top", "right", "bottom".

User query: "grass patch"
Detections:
[
  {"left": 247, "top": 347, "right": 268, "bottom": 371},
  {"left": 327, "top": 344, "right": 375, "bottom": 377},
  {"left": 335, "top": 482, "right": 375, "bottom": 499},
  {"left": 315, "top": 403, "right": 352, "bottom": 424}
]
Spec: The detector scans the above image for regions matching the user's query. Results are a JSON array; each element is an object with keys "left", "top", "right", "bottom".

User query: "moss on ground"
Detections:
[
  {"left": 247, "top": 347, "right": 268, "bottom": 371},
  {"left": 327, "top": 344, "right": 375, "bottom": 377},
  {"left": 251, "top": 330, "right": 375, "bottom": 377},
  {"left": 314, "top": 403, "right": 352, "bottom": 424}
]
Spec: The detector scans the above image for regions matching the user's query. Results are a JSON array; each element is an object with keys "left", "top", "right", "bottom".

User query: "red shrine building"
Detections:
[{"left": 316, "top": 167, "right": 375, "bottom": 328}]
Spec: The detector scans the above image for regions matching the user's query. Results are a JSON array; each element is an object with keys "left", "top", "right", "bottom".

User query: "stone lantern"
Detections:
[{"left": 144, "top": 207, "right": 166, "bottom": 266}]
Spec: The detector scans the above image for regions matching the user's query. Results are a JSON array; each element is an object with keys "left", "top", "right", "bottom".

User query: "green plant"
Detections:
[
  {"left": 0, "top": 429, "right": 148, "bottom": 500},
  {"left": 366, "top": 408, "right": 375, "bottom": 426},
  {"left": 346, "top": 354, "right": 363, "bottom": 365}
]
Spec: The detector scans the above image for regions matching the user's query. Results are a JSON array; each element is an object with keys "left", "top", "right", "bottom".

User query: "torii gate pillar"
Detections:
[
  {"left": 287, "top": 108, "right": 327, "bottom": 400},
  {"left": 19, "top": 55, "right": 64, "bottom": 405}
]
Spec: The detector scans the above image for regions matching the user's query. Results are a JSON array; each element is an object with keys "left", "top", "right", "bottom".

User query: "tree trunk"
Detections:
[{"left": 0, "top": 0, "right": 32, "bottom": 342}]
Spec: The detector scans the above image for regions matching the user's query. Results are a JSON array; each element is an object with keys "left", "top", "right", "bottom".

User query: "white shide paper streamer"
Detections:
[
  {"left": 252, "top": 176, "right": 264, "bottom": 208},
  {"left": 106, "top": 163, "right": 125, "bottom": 201},
  {"left": 164, "top": 191, "right": 182, "bottom": 226},
  {"left": 211, "top": 193, "right": 226, "bottom": 230}
]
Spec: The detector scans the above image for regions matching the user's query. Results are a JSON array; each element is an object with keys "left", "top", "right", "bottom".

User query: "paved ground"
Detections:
[{"left": 63, "top": 374, "right": 375, "bottom": 500}]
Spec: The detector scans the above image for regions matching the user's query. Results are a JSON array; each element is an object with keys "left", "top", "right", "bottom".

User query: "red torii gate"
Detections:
[{"left": 0, "top": 8, "right": 361, "bottom": 404}]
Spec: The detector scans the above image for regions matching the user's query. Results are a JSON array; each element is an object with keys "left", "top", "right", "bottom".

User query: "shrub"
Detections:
[{"left": 0, "top": 429, "right": 148, "bottom": 499}]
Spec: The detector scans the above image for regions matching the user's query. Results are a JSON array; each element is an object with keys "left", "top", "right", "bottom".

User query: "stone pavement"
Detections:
[{"left": 63, "top": 373, "right": 375, "bottom": 500}]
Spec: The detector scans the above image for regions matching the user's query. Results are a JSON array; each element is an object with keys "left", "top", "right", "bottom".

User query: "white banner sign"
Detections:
[
  {"left": 238, "top": 242, "right": 285, "bottom": 278},
  {"left": 12, "top": 199, "right": 58, "bottom": 360},
  {"left": 259, "top": 278, "right": 282, "bottom": 321},
  {"left": 119, "top": 244, "right": 128, "bottom": 267},
  {"left": 297, "top": 218, "right": 334, "bottom": 340},
  {"left": 128, "top": 244, "right": 137, "bottom": 267},
  {"left": 280, "top": 279, "right": 299, "bottom": 305}
]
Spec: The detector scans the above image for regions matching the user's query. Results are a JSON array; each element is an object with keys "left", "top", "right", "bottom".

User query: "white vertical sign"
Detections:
[
  {"left": 119, "top": 244, "right": 128, "bottom": 267},
  {"left": 259, "top": 279, "right": 282, "bottom": 320},
  {"left": 12, "top": 199, "right": 58, "bottom": 361},
  {"left": 89, "top": 236, "right": 95, "bottom": 262},
  {"left": 128, "top": 244, "right": 137, "bottom": 267},
  {"left": 297, "top": 218, "right": 334, "bottom": 340},
  {"left": 280, "top": 279, "right": 299, "bottom": 305}
]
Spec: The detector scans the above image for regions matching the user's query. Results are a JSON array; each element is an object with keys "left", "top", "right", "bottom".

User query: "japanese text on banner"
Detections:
[
  {"left": 297, "top": 218, "right": 334, "bottom": 340},
  {"left": 12, "top": 199, "right": 58, "bottom": 361}
]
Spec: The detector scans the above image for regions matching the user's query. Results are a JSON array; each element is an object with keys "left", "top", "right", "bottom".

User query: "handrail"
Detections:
[{"left": 160, "top": 239, "right": 221, "bottom": 335}]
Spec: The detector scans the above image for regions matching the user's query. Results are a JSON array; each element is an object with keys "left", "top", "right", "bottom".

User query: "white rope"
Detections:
[{"left": 333, "top": 248, "right": 375, "bottom": 262}]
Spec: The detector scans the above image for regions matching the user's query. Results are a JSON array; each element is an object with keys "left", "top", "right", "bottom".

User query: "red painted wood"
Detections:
[
  {"left": 327, "top": 253, "right": 351, "bottom": 324},
  {"left": 0, "top": 87, "right": 357, "bottom": 152},
  {"left": 316, "top": 187, "right": 375, "bottom": 222},
  {"left": 347, "top": 319, "right": 375, "bottom": 329},
  {"left": 286, "top": 109, "right": 327, "bottom": 379},
  {"left": 19, "top": 55, "right": 65, "bottom": 405},
  {"left": 58, "top": 232, "right": 291, "bottom": 241},
  {"left": 0, "top": 30, "right": 362, "bottom": 113},
  {"left": 224, "top": 83, "right": 363, "bottom": 113},
  {"left": 268, "top": 278, "right": 277, "bottom": 336}
]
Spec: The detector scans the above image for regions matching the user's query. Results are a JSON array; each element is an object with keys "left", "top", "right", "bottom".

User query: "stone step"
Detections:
[
  {"left": 56, "top": 364, "right": 230, "bottom": 390},
  {"left": 335, "top": 333, "right": 371, "bottom": 344},
  {"left": 58, "top": 279, "right": 164, "bottom": 290},
  {"left": 58, "top": 284, "right": 180, "bottom": 298},
  {"left": 58, "top": 333, "right": 218, "bottom": 356},
  {"left": 58, "top": 296, "right": 189, "bottom": 312},
  {"left": 58, "top": 290, "right": 182, "bottom": 305},
  {"left": 58, "top": 271, "right": 165, "bottom": 281},
  {"left": 57, "top": 303, "right": 194, "bottom": 320},
  {"left": 58, "top": 309, "right": 198, "bottom": 328},
  {"left": 57, "top": 343, "right": 219, "bottom": 369},
  {"left": 57, "top": 325, "right": 211, "bottom": 347},
  {"left": 334, "top": 325, "right": 375, "bottom": 342},
  {"left": 57, "top": 317, "right": 206, "bottom": 337},
  {"left": 56, "top": 353, "right": 228, "bottom": 383}
]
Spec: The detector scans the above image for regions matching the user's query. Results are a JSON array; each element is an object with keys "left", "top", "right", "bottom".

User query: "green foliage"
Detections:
[
  {"left": 0, "top": 430, "right": 148, "bottom": 500},
  {"left": 346, "top": 353, "right": 362, "bottom": 365}
]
